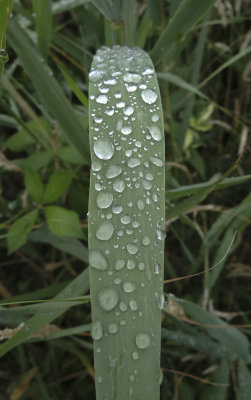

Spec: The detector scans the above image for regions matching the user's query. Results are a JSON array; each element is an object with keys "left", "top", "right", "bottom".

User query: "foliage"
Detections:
[{"left": 0, "top": 0, "right": 251, "bottom": 399}]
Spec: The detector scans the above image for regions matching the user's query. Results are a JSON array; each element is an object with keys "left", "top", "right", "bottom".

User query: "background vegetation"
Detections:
[{"left": 0, "top": 0, "right": 251, "bottom": 399}]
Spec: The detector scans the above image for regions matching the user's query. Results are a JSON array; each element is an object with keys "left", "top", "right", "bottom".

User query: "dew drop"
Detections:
[
  {"left": 129, "top": 299, "right": 138, "bottom": 311},
  {"left": 121, "top": 214, "right": 131, "bottom": 224},
  {"left": 128, "top": 158, "right": 141, "bottom": 168},
  {"left": 97, "top": 376, "right": 103, "bottom": 384},
  {"left": 138, "top": 262, "right": 145, "bottom": 271},
  {"left": 96, "top": 192, "right": 113, "bottom": 209},
  {"left": 123, "top": 281, "right": 136, "bottom": 293},
  {"left": 124, "top": 106, "right": 134, "bottom": 116},
  {"left": 151, "top": 113, "right": 159, "bottom": 122},
  {"left": 105, "top": 164, "right": 122, "bottom": 179},
  {"left": 156, "top": 229, "right": 166, "bottom": 240},
  {"left": 141, "top": 89, "right": 157, "bottom": 104},
  {"left": 92, "top": 161, "right": 102, "bottom": 171},
  {"left": 89, "top": 250, "right": 108, "bottom": 271},
  {"left": 98, "top": 288, "right": 119, "bottom": 311},
  {"left": 121, "top": 126, "right": 132, "bottom": 135},
  {"left": 113, "top": 205, "right": 123, "bottom": 214},
  {"left": 91, "top": 320, "right": 103, "bottom": 340},
  {"left": 108, "top": 322, "right": 119, "bottom": 334},
  {"left": 89, "top": 69, "right": 103, "bottom": 82},
  {"left": 147, "top": 126, "right": 162, "bottom": 141},
  {"left": 132, "top": 351, "right": 139, "bottom": 360},
  {"left": 127, "top": 259, "right": 136, "bottom": 270},
  {"left": 123, "top": 72, "right": 142, "bottom": 83},
  {"left": 96, "top": 222, "right": 114, "bottom": 240},
  {"left": 94, "top": 140, "right": 114, "bottom": 160},
  {"left": 142, "top": 236, "right": 150, "bottom": 246},
  {"left": 149, "top": 156, "right": 164, "bottom": 167},
  {"left": 113, "top": 180, "right": 125, "bottom": 193},
  {"left": 96, "top": 94, "right": 108, "bottom": 104},
  {"left": 142, "top": 66, "right": 154, "bottom": 75},
  {"left": 135, "top": 332, "right": 151, "bottom": 349},
  {"left": 119, "top": 302, "right": 128, "bottom": 312},
  {"left": 115, "top": 259, "right": 125, "bottom": 270},
  {"left": 127, "top": 244, "right": 138, "bottom": 255}
]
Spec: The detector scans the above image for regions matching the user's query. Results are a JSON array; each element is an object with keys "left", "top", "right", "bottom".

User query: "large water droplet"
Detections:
[
  {"left": 147, "top": 126, "right": 162, "bottom": 141},
  {"left": 96, "top": 192, "right": 113, "bottom": 209},
  {"left": 91, "top": 320, "right": 103, "bottom": 340},
  {"left": 94, "top": 140, "right": 114, "bottom": 160},
  {"left": 89, "top": 250, "right": 108, "bottom": 271},
  {"left": 96, "top": 94, "right": 108, "bottom": 104},
  {"left": 150, "top": 156, "right": 164, "bottom": 167},
  {"left": 98, "top": 288, "right": 119, "bottom": 311},
  {"left": 127, "top": 244, "right": 138, "bottom": 255},
  {"left": 123, "top": 72, "right": 142, "bottom": 83},
  {"left": 123, "top": 281, "right": 136, "bottom": 293},
  {"left": 141, "top": 89, "right": 157, "bottom": 104},
  {"left": 96, "top": 222, "right": 114, "bottom": 240},
  {"left": 89, "top": 69, "right": 103, "bottom": 82},
  {"left": 135, "top": 332, "right": 151, "bottom": 349},
  {"left": 105, "top": 164, "right": 122, "bottom": 179}
]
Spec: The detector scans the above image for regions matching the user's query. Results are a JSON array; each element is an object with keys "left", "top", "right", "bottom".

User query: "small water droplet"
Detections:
[
  {"left": 123, "top": 72, "right": 142, "bottom": 83},
  {"left": 156, "top": 229, "right": 166, "bottom": 240},
  {"left": 113, "top": 180, "right": 125, "bottom": 193},
  {"left": 135, "top": 332, "right": 151, "bottom": 349},
  {"left": 128, "top": 158, "right": 140, "bottom": 168},
  {"left": 113, "top": 205, "right": 123, "bottom": 214},
  {"left": 98, "top": 288, "right": 119, "bottom": 311},
  {"left": 119, "top": 302, "right": 128, "bottom": 312},
  {"left": 96, "top": 222, "right": 114, "bottom": 241},
  {"left": 127, "top": 259, "right": 136, "bottom": 270},
  {"left": 94, "top": 139, "right": 114, "bottom": 160},
  {"left": 89, "top": 69, "right": 103, "bottom": 82},
  {"left": 141, "top": 89, "right": 157, "bottom": 104},
  {"left": 132, "top": 351, "right": 139, "bottom": 360},
  {"left": 150, "top": 156, "right": 164, "bottom": 167},
  {"left": 92, "top": 161, "right": 102, "bottom": 171},
  {"left": 105, "top": 164, "right": 122, "bottom": 179},
  {"left": 96, "top": 94, "right": 108, "bottom": 104},
  {"left": 147, "top": 126, "right": 162, "bottom": 141},
  {"left": 138, "top": 262, "right": 145, "bottom": 271},
  {"left": 142, "top": 236, "right": 150, "bottom": 246},
  {"left": 115, "top": 259, "right": 125, "bottom": 270},
  {"left": 151, "top": 113, "right": 159, "bottom": 122},
  {"left": 127, "top": 244, "right": 138, "bottom": 255},
  {"left": 91, "top": 320, "right": 103, "bottom": 340},
  {"left": 96, "top": 192, "right": 113, "bottom": 209},
  {"left": 89, "top": 250, "right": 108, "bottom": 271},
  {"left": 129, "top": 299, "right": 138, "bottom": 311},
  {"left": 121, "top": 126, "right": 132, "bottom": 135},
  {"left": 123, "top": 281, "right": 136, "bottom": 293},
  {"left": 124, "top": 106, "right": 134, "bottom": 116},
  {"left": 97, "top": 375, "right": 103, "bottom": 383},
  {"left": 121, "top": 214, "right": 131, "bottom": 224},
  {"left": 108, "top": 322, "right": 119, "bottom": 334}
]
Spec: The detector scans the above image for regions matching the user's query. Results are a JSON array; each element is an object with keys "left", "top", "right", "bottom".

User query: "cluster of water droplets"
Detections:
[{"left": 89, "top": 46, "right": 165, "bottom": 390}]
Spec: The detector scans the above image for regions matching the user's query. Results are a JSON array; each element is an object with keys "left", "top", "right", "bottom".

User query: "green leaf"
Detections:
[
  {"left": 238, "top": 359, "right": 251, "bottom": 400},
  {"left": 157, "top": 72, "right": 208, "bottom": 100},
  {"left": 59, "top": 67, "right": 88, "bottom": 108},
  {"left": 22, "top": 150, "right": 54, "bottom": 170},
  {"left": 166, "top": 175, "right": 251, "bottom": 200},
  {"left": 29, "top": 226, "right": 88, "bottom": 262},
  {"left": 24, "top": 169, "right": 44, "bottom": 204},
  {"left": 0, "top": 268, "right": 90, "bottom": 357},
  {"left": 32, "top": 0, "right": 52, "bottom": 59},
  {"left": 146, "top": 0, "right": 163, "bottom": 28},
  {"left": 43, "top": 170, "right": 76, "bottom": 203},
  {"left": 45, "top": 206, "right": 84, "bottom": 239},
  {"left": 150, "top": 0, "right": 217, "bottom": 65},
  {"left": 57, "top": 146, "right": 86, "bottom": 165},
  {"left": 5, "top": 127, "right": 35, "bottom": 151},
  {"left": 7, "top": 19, "right": 90, "bottom": 164},
  {"left": 7, "top": 209, "right": 38, "bottom": 254},
  {"left": 173, "top": 296, "right": 250, "bottom": 362}
]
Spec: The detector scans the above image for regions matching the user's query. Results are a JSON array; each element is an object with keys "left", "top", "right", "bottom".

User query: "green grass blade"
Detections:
[
  {"left": 32, "top": 0, "right": 52, "bottom": 59},
  {"left": 0, "top": 268, "right": 90, "bottom": 357},
  {"left": 146, "top": 0, "right": 163, "bottom": 28},
  {"left": 7, "top": 19, "right": 90, "bottom": 163},
  {"left": 150, "top": 0, "right": 216, "bottom": 65},
  {"left": 52, "top": 0, "right": 90, "bottom": 15},
  {"left": 89, "top": 46, "right": 165, "bottom": 400}
]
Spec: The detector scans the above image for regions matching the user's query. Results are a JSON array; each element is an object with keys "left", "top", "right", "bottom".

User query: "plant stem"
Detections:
[{"left": 88, "top": 46, "right": 165, "bottom": 400}]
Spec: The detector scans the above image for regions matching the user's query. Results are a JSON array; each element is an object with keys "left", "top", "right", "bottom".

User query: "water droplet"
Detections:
[
  {"left": 150, "top": 156, "right": 164, "bottom": 167},
  {"left": 142, "top": 180, "right": 152, "bottom": 190},
  {"left": 132, "top": 351, "right": 139, "bottom": 360},
  {"left": 114, "top": 277, "right": 122, "bottom": 284},
  {"left": 94, "top": 140, "right": 114, "bottom": 160},
  {"left": 135, "top": 332, "right": 151, "bottom": 349},
  {"left": 120, "top": 319, "right": 127, "bottom": 325},
  {"left": 89, "top": 250, "right": 108, "bottom": 271},
  {"left": 138, "top": 262, "right": 145, "bottom": 271},
  {"left": 141, "top": 89, "right": 157, "bottom": 104},
  {"left": 96, "top": 94, "right": 108, "bottom": 104},
  {"left": 97, "top": 375, "right": 103, "bottom": 384},
  {"left": 115, "top": 259, "right": 125, "bottom": 270},
  {"left": 108, "top": 322, "right": 119, "bottom": 334},
  {"left": 142, "top": 236, "right": 150, "bottom": 246},
  {"left": 113, "top": 180, "right": 125, "bottom": 193},
  {"left": 104, "top": 78, "right": 117, "bottom": 85},
  {"left": 96, "top": 222, "right": 114, "bottom": 241},
  {"left": 116, "top": 101, "right": 126, "bottom": 108},
  {"left": 123, "top": 72, "right": 142, "bottom": 83},
  {"left": 92, "top": 161, "right": 102, "bottom": 171},
  {"left": 113, "top": 205, "right": 123, "bottom": 214},
  {"left": 96, "top": 192, "right": 113, "bottom": 209},
  {"left": 105, "top": 164, "right": 122, "bottom": 179},
  {"left": 147, "top": 126, "right": 162, "bottom": 141},
  {"left": 137, "top": 199, "right": 145, "bottom": 210},
  {"left": 151, "top": 113, "right": 159, "bottom": 122},
  {"left": 153, "top": 264, "right": 160, "bottom": 275},
  {"left": 129, "top": 375, "right": 135, "bottom": 382},
  {"left": 98, "top": 288, "right": 119, "bottom": 311},
  {"left": 91, "top": 320, "right": 103, "bottom": 340},
  {"left": 0, "top": 48, "right": 9, "bottom": 64},
  {"left": 156, "top": 229, "right": 166, "bottom": 240},
  {"left": 121, "top": 126, "right": 132, "bottom": 135},
  {"left": 127, "top": 259, "right": 136, "bottom": 270},
  {"left": 127, "top": 244, "right": 138, "bottom": 255},
  {"left": 129, "top": 299, "right": 138, "bottom": 311},
  {"left": 123, "top": 281, "right": 136, "bottom": 293},
  {"left": 119, "top": 302, "right": 128, "bottom": 312},
  {"left": 121, "top": 214, "right": 131, "bottom": 224},
  {"left": 89, "top": 69, "right": 103, "bottom": 82},
  {"left": 142, "top": 67, "right": 154, "bottom": 75},
  {"left": 95, "top": 182, "right": 103, "bottom": 191},
  {"left": 125, "top": 149, "right": 133, "bottom": 157},
  {"left": 124, "top": 106, "right": 134, "bottom": 116},
  {"left": 128, "top": 158, "right": 140, "bottom": 168},
  {"left": 145, "top": 173, "right": 153, "bottom": 180}
]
